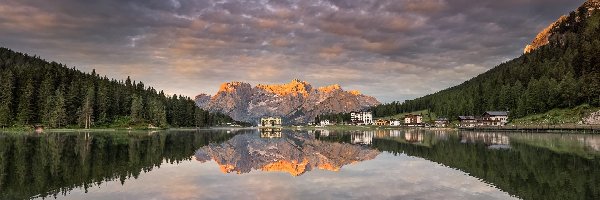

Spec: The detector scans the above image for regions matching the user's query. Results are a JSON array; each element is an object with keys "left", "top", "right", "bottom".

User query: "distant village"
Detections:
[{"left": 258, "top": 111, "right": 510, "bottom": 128}]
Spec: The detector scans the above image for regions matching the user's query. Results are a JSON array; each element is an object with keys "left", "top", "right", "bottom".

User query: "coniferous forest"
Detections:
[
  {"left": 373, "top": 7, "right": 600, "bottom": 119},
  {"left": 0, "top": 47, "right": 233, "bottom": 128}
]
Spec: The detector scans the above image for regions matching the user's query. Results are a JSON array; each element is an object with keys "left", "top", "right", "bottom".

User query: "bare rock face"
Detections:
[
  {"left": 524, "top": 0, "right": 600, "bottom": 54},
  {"left": 583, "top": 110, "right": 600, "bottom": 125},
  {"left": 194, "top": 131, "right": 380, "bottom": 176},
  {"left": 523, "top": 16, "right": 567, "bottom": 54},
  {"left": 195, "top": 79, "right": 381, "bottom": 124}
]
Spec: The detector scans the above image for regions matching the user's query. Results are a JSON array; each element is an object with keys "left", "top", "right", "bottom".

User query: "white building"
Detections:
[
  {"left": 351, "top": 111, "right": 373, "bottom": 125},
  {"left": 320, "top": 119, "right": 331, "bottom": 126},
  {"left": 482, "top": 111, "right": 509, "bottom": 126},
  {"left": 390, "top": 120, "right": 402, "bottom": 126},
  {"left": 404, "top": 114, "right": 423, "bottom": 126}
]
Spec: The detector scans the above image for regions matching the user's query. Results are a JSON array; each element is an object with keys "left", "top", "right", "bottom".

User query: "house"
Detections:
[
  {"left": 481, "top": 111, "right": 509, "bottom": 126},
  {"left": 374, "top": 119, "right": 390, "bottom": 126},
  {"left": 458, "top": 116, "right": 478, "bottom": 128},
  {"left": 404, "top": 114, "right": 423, "bottom": 126},
  {"left": 351, "top": 111, "right": 373, "bottom": 125},
  {"left": 434, "top": 118, "right": 449, "bottom": 127},
  {"left": 260, "top": 117, "right": 282, "bottom": 127},
  {"left": 320, "top": 119, "right": 332, "bottom": 126},
  {"left": 390, "top": 119, "right": 402, "bottom": 126}
]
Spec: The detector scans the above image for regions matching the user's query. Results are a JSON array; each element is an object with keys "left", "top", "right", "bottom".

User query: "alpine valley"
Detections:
[{"left": 195, "top": 79, "right": 380, "bottom": 124}]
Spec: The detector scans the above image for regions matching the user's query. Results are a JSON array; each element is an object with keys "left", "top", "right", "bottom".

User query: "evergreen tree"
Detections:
[
  {"left": 16, "top": 78, "right": 34, "bottom": 125},
  {"left": 38, "top": 73, "right": 54, "bottom": 125},
  {"left": 48, "top": 89, "right": 67, "bottom": 128},
  {"left": 130, "top": 95, "right": 143, "bottom": 123},
  {"left": 78, "top": 87, "right": 94, "bottom": 129},
  {"left": 0, "top": 70, "right": 14, "bottom": 127}
]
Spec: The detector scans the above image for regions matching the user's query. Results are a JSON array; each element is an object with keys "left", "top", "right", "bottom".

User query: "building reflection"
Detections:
[{"left": 260, "top": 128, "right": 282, "bottom": 138}]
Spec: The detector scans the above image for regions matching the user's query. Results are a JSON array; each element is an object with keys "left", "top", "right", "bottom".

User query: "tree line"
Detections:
[
  {"left": 0, "top": 47, "right": 233, "bottom": 128},
  {"left": 373, "top": 7, "right": 600, "bottom": 119}
]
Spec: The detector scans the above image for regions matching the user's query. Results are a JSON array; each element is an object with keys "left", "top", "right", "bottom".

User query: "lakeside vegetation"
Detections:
[
  {"left": 0, "top": 48, "right": 234, "bottom": 130},
  {"left": 511, "top": 104, "right": 599, "bottom": 125},
  {"left": 372, "top": 8, "right": 600, "bottom": 121}
]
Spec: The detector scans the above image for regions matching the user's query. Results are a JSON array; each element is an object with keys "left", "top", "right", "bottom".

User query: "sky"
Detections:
[{"left": 0, "top": 0, "right": 584, "bottom": 103}]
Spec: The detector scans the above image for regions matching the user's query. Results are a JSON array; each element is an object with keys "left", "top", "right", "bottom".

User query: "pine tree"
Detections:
[
  {"left": 49, "top": 89, "right": 67, "bottom": 128},
  {"left": 38, "top": 74, "right": 54, "bottom": 125},
  {"left": 16, "top": 77, "right": 35, "bottom": 125},
  {"left": 78, "top": 87, "right": 94, "bottom": 129},
  {"left": 148, "top": 98, "right": 167, "bottom": 127},
  {"left": 95, "top": 81, "right": 109, "bottom": 124},
  {"left": 0, "top": 70, "right": 14, "bottom": 127},
  {"left": 130, "top": 95, "right": 143, "bottom": 123},
  {"left": 560, "top": 72, "right": 579, "bottom": 108}
]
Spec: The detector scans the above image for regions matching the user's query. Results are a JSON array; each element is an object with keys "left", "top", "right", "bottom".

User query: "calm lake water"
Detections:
[{"left": 1, "top": 128, "right": 599, "bottom": 200}]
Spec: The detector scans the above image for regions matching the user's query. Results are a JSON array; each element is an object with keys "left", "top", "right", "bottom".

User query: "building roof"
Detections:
[
  {"left": 458, "top": 116, "right": 476, "bottom": 120},
  {"left": 484, "top": 111, "right": 508, "bottom": 116}
]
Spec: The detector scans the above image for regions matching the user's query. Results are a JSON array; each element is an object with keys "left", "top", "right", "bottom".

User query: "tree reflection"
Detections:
[
  {"left": 372, "top": 131, "right": 600, "bottom": 200},
  {"left": 0, "top": 130, "right": 235, "bottom": 199}
]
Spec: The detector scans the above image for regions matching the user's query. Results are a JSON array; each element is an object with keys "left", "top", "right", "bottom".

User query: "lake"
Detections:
[{"left": 0, "top": 128, "right": 599, "bottom": 200}]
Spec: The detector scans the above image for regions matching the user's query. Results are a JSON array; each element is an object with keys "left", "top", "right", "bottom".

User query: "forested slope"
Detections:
[
  {"left": 0, "top": 48, "right": 233, "bottom": 128},
  {"left": 373, "top": 2, "right": 600, "bottom": 119}
]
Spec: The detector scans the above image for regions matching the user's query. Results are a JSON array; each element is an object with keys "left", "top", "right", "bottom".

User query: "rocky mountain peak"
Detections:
[
  {"left": 218, "top": 81, "right": 251, "bottom": 93},
  {"left": 348, "top": 90, "right": 362, "bottom": 95},
  {"left": 524, "top": 0, "right": 599, "bottom": 54},
  {"left": 256, "top": 79, "right": 313, "bottom": 97},
  {"left": 318, "top": 84, "right": 342, "bottom": 93},
  {"left": 195, "top": 80, "right": 380, "bottom": 124},
  {"left": 524, "top": 15, "right": 568, "bottom": 54}
]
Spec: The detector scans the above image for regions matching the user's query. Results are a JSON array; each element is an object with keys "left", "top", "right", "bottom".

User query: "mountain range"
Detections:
[{"left": 195, "top": 79, "right": 380, "bottom": 124}]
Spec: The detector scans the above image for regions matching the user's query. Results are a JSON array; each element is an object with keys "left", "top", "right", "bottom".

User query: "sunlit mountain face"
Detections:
[{"left": 194, "top": 130, "right": 380, "bottom": 176}]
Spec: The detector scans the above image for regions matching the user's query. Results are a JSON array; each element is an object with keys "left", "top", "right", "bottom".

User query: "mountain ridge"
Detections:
[{"left": 196, "top": 79, "right": 380, "bottom": 124}]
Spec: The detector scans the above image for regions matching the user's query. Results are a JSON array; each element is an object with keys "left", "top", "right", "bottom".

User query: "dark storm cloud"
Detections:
[{"left": 0, "top": 0, "right": 585, "bottom": 102}]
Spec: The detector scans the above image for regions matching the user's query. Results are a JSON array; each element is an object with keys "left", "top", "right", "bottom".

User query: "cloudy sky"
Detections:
[{"left": 0, "top": 0, "right": 584, "bottom": 102}]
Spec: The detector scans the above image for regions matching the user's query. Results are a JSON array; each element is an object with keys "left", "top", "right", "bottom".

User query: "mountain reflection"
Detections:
[{"left": 194, "top": 129, "right": 380, "bottom": 176}]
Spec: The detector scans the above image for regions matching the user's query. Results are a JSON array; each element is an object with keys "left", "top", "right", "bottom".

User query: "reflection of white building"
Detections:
[
  {"left": 352, "top": 131, "right": 374, "bottom": 145},
  {"left": 404, "top": 131, "right": 425, "bottom": 143},
  {"left": 351, "top": 111, "right": 373, "bottom": 125},
  {"left": 388, "top": 130, "right": 402, "bottom": 137},
  {"left": 460, "top": 132, "right": 510, "bottom": 145},
  {"left": 319, "top": 129, "right": 330, "bottom": 137},
  {"left": 260, "top": 128, "right": 282, "bottom": 138}
]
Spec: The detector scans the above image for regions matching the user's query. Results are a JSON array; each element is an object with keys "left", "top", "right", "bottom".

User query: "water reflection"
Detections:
[
  {"left": 0, "top": 130, "right": 237, "bottom": 200},
  {"left": 0, "top": 129, "right": 598, "bottom": 200},
  {"left": 195, "top": 129, "right": 379, "bottom": 176},
  {"left": 369, "top": 130, "right": 600, "bottom": 200}
]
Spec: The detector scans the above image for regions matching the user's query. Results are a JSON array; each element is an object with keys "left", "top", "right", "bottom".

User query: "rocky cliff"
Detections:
[
  {"left": 194, "top": 131, "right": 380, "bottom": 176},
  {"left": 524, "top": 0, "right": 600, "bottom": 54},
  {"left": 195, "top": 79, "right": 380, "bottom": 124}
]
